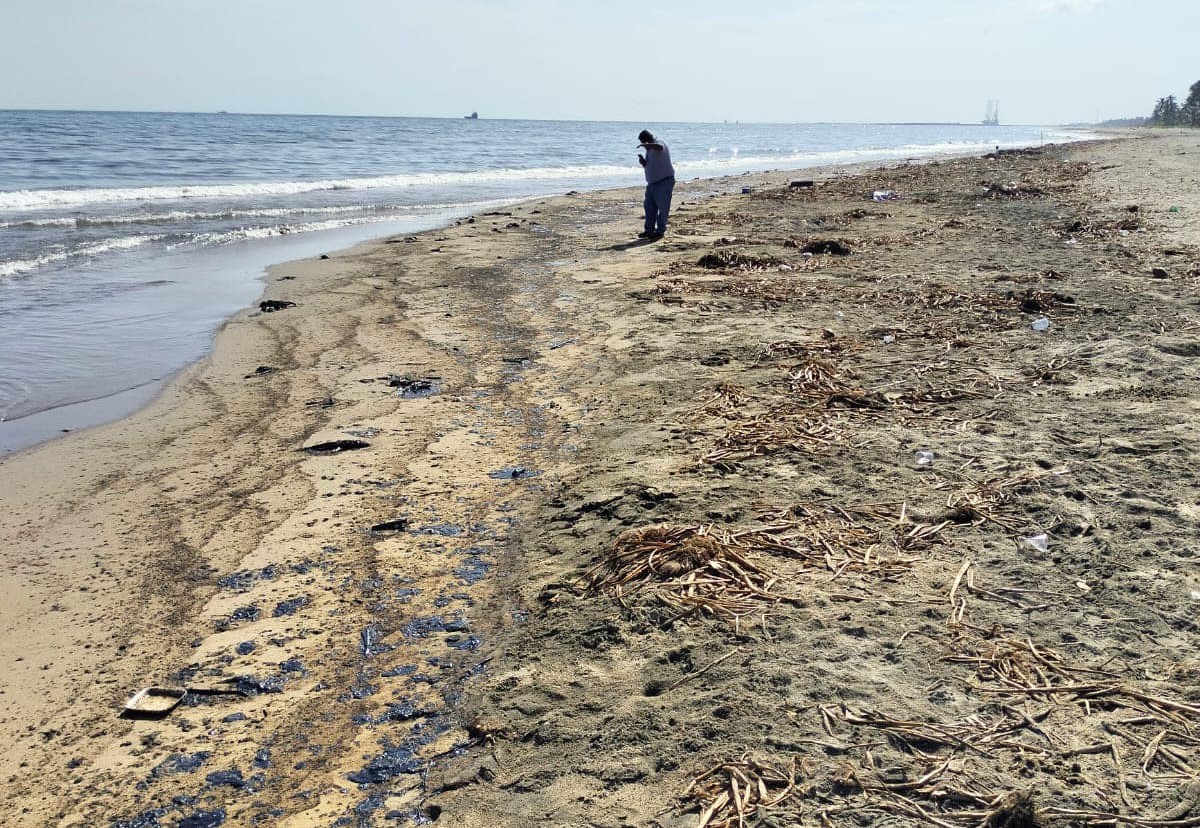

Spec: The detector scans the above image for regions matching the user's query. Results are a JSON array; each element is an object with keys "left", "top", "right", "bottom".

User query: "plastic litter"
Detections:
[
  {"left": 882, "top": 334, "right": 896, "bottom": 344},
  {"left": 834, "top": 310, "right": 845, "bottom": 320},
  {"left": 1031, "top": 318, "right": 1051, "bottom": 332},
  {"left": 872, "top": 190, "right": 899, "bottom": 202},
  {"left": 913, "top": 449, "right": 935, "bottom": 467},
  {"left": 1023, "top": 533, "right": 1049, "bottom": 553}
]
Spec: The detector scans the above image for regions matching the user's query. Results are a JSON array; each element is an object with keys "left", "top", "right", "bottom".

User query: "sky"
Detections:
[{"left": 2, "top": 0, "right": 1196, "bottom": 125}]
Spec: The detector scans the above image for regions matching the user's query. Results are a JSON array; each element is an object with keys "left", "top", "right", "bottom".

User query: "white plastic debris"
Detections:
[
  {"left": 882, "top": 334, "right": 896, "bottom": 344},
  {"left": 913, "top": 449, "right": 935, "bottom": 466},
  {"left": 1023, "top": 533, "right": 1049, "bottom": 553},
  {"left": 1031, "top": 317, "right": 1051, "bottom": 332}
]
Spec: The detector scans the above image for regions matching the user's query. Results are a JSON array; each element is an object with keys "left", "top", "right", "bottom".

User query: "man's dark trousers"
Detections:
[{"left": 644, "top": 176, "right": 675, "bottom": 236}]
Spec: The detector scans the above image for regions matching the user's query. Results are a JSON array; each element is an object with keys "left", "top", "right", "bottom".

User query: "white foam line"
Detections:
[
  {"left": 0, "top": 196, "right": 526, "bottom": 230},
  {"left": 0, "top": 165, "right": 634, "bottom": 212},
  {"left": 0, "top": 235, "right": 163, "bottom": 280}
]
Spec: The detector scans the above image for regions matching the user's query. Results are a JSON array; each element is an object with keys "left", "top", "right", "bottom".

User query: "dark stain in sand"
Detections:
[
  {"left": 411, "top": 523, "right": 463, "bottom": 537},
  {"left": 205, "top": 769, "right": 245, "bottom": 789},
  {"left": 177, "top": 810, "right": 225, "bottom": 828},
  {"left": 112, "top": 808, "right": 167, "bottom": 828},
  {"left": 388, "top": 374, "right": 442, "bottom": 398},
  {"left": 231, "top": 605, "right": 261, "bottom": 623},
  {"left": 151, "top": 752, "right": 210, "bottom": 778},
  {"left": 272, "top": 596, "right": 309, "bottom": 617},
  {"left": 348, "top": 718, "right": 451, "bottom": 785},
  {"left": 453, "top": 554, "right": 491, "bottom": 585},
  {"left": 234, "top": 676, "right": 285, "bottom": 696},
  {"left": 488, "top": 465, "right": 541, "bottom": 480},
  {"left": 361, "top": 624, "right": 391, "bottom": 658}
]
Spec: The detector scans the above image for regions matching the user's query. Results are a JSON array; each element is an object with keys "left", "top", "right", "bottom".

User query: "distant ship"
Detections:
[
  {"left": 982, "top": 99, "right": 1000, "bottom": 126},
  {"left": 464, "top": 111, "right": 478, "bottom": 120}
]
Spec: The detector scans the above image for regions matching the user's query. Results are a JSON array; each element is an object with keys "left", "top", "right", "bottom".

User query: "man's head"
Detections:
[{"left": 638, "top": 130, "right": 655, "bottom": 144}]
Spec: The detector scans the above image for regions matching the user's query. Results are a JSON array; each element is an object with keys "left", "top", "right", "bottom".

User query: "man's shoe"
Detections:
[
  {"left": 637, "top": 231, "right": 652, "bottom": 239},
  {"left": 649, "top": 232, "right": 665, "bottom": 240}
]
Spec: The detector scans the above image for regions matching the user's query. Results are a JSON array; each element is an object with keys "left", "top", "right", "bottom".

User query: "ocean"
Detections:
[{"left": 0, "top": 110, "right": 1086, "bottom": 453}]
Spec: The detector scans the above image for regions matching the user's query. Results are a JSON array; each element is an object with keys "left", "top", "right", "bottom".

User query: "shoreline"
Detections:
[
  {"left": 4, "top": 128, "right": 1199, "bottom": 826},
  {"left": 0, "top": 130, "right": 1101, "bottom": 459}
]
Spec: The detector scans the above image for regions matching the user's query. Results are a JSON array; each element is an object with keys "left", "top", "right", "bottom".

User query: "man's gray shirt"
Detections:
[{"left": 642, "top": 141, "right": 675, "bottom": 184}]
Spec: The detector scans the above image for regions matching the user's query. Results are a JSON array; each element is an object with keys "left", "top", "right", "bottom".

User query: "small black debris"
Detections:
[
  {"left": 801, "top": 239, "right": 852, "bottom": 256},
  {"left": 259, "top": 300, "right": 296, "bottom": 313},
  {"left": 789, "top": 179, "right": 815, "bottom": 188},
  {"left": 370, "top": 519, "right": 409, "bottom": 533},
  {"left": 301, "top": 439, "right": 370, "bottom": 455},
  {"left": 489, "top": 466, "right": 540, "bottom": 480},
  {"left": 244, "top": 366, "right": 274, "bottom": 378},
  {"left": 1151, "top": 267, "right": 1170, "bottom": 279},
  {"left": 234, "top": 676, "right": 285, "bottom": 696},
  {"left": 387, "top": 375, "right": 441, "bottom": 398}
]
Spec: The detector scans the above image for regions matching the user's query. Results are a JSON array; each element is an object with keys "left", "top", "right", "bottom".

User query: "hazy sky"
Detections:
[{"left": 3, "top": 0, "right": 1196, "bottom": 124}]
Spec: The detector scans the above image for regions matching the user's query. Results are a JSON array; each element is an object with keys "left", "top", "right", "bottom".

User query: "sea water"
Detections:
[{"left": 0, "top": 110, "right": 1086, "bottom": 452}]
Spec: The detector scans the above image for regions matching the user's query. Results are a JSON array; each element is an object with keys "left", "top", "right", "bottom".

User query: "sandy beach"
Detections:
[{"left": 1, "top": 129, "right": 1199, "bottom": 827}]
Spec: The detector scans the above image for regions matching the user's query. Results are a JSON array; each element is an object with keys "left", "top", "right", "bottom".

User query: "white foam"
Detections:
[
  {"left": 0, "top": 235, "right": 163, "bottom": 279},
  {"left": 0, "top": 196, "right": 525, "bottom": 230},
  {"left": 0, "top": 165, "right": 633, "bottom": 212}
]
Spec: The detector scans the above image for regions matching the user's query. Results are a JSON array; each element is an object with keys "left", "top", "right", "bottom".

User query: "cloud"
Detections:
[{"left": 1036, "top": 0, "right": 1103, "bottom": 12}]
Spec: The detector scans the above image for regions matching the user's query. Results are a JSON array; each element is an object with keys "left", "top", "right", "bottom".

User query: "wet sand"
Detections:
[{"left": 1, "top": 129, "right": 1199, "bottom": 827}]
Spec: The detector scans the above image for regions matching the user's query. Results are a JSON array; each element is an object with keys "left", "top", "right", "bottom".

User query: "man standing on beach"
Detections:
[{"left": 638, "top": 129, "right": 675, "bottom": 240}]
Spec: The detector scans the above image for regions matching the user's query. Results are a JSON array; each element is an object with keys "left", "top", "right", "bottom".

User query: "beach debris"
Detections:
[
  {"left": 122, "top": 687, "right": 187, "bottom": 719},
  {"left": 489, "top": 465, "right": 539, "bottom": 480},
  {"left": 1023, "top": 533, "right": 1049, "bottom": 552},
  {"left": 914, "top": 448, "right": 935, "bottom": 467},
  {"left": 872, "top": 189, "right": 900, "bottom": 201},
  {"left": 696, "top": 250, "right": 782, "bottom": 271},
  {"left": 682, "top": 753, "right": 806, "bottom": 828},
  {"left": 300, "top": 439, "right": 370, "bottom": 455},
  {"left": 258, "top": 300, "right": 295, "bottom": 313},
  {"left": 1151, "top": 267, "right": 1170, "bottom": 279},
  {"left": 789, "top": 179, "right": 815, "bottom": 188},
  {"left": 585, "top": 524, "right": 804, "bottom": 625},
  {"left": 983, "top": 182, "right": 1043, "bottom": 199},
  {"left": 741, "top": 187, "right": 754, "bottom": 194},
  {"left": 369, "top": 518, "right": 409, "bottom": 533},
  {"left": 1031, "top": 317, "right": 1051, "bottom": 332},
  {"left": 244, "top": 366, "right": 274, "bottom": 378},
  {"left": 387, "top": 374, "right": 441, "bottom": 398},
  {"left": 800, "top": 239, "right": 852, "bottom": 256}
]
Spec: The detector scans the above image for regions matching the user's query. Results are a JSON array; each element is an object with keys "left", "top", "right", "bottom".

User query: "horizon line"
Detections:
[{"left": 0, "top": 106, "right": 1088, "bottom": 128}]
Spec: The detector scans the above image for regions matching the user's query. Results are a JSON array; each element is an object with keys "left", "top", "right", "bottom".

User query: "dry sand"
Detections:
[{"left": 1, "top": 129, "right": 1199, "bottom": 828}]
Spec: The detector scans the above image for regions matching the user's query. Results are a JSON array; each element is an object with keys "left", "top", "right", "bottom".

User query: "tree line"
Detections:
[{"left": 1149, "top": 80, "right": 1200, "bottom": 126}]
